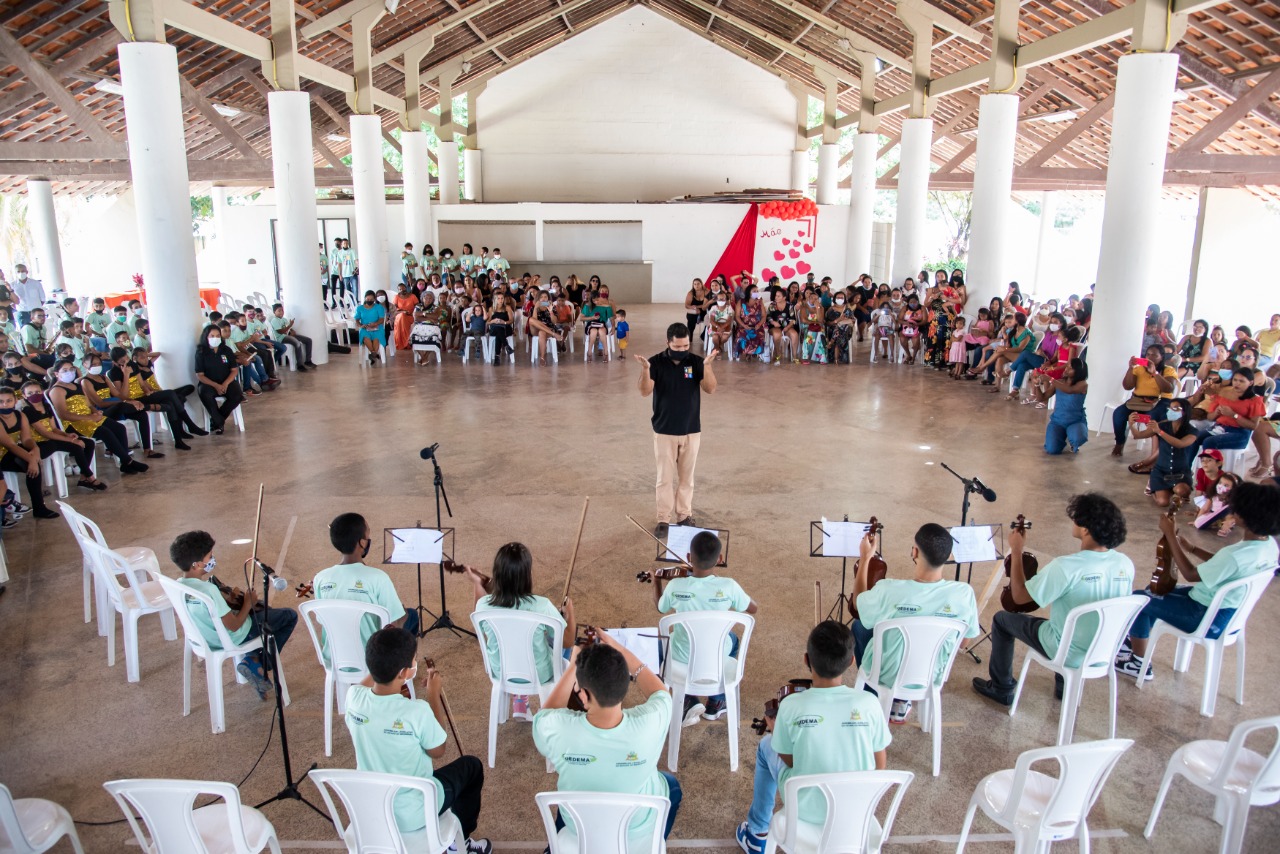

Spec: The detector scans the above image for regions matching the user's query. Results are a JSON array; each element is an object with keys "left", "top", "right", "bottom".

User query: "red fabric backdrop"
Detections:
[{"left": 705, "top": 204, "right": 758, "bottom": 287}]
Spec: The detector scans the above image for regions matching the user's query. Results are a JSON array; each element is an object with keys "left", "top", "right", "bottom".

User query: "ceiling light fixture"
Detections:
[
  {"left": 461, "top": 60, "right": 472, "bottom": 74},
  {"left": 384, "top": 0, "right": 400, "bottom": 13},
  {"left": 1028, "top": 109, "right": 1078, "bottom": 123},
  {"left": 212, "top": 103, "right": 241, "bottom": 117},
  {"left": 1171, "top": 89, "right": 1189, "bottom": 102},
  {"left": 326, "top": 133, "right": 349, "bottom": 142},
  {"left": 93, "top": 79, "right": 124, "bottom": 95},
  {"left": 835, "top": 37, "right": 851, "bottom": 51}
]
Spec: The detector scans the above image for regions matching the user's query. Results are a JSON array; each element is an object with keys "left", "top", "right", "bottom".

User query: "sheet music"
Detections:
[
  {"left": 820, "top": 518, "right": 872, "bottom": 557},
  {"left": 604, "top": 628, "right": 662, "bottom": 674},
  {"left": 949, "top": 525, "right": 1000, "bottom": 563},
  {"left": 662, "top": 526, "right": 719, "bottom": 562},
  {"left": 387, "top": 528, "right": 445, "bottom": 564}
]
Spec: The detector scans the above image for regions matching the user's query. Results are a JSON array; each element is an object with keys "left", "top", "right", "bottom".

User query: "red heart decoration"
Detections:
[
  {"left": 773, "top": 251, "right": 785, "bottom": 261},
  {"left": 788, "top": 249, "right": 800, "bottom": 259},
  {"left": 781, "top": 238, "right": 790, "bottom": 246},
  {"left": 780, "top": 265, "right": 795, "bottom": 278},
  {"left": 797, "top": 230, "right": 806, "bottom": 237},
  {"left": 761, "top": 267, "right": 777, "bottom": 281},
  {"left": 796, "top": 261, "right": 811, "bottom": 275},
  {"left": 803, "top": 244, "right": 813, "bottom": 252}
]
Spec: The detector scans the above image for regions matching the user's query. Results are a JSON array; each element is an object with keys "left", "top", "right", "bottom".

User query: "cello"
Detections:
[
  {"left": 1150, "top": 492, "right": 1187, "bottom": 596},
  {"left": 846, "top": 517, "right": 886, "bottom": 622},
  {"left": 1000, "top": 515, "right": 1039, "bottom": 613}
]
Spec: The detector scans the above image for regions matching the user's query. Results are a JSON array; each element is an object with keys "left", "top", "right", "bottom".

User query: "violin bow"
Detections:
[
  {"left": 624, "top": 515, "right": 693, "bottom": 569},
  {"left": 562, "top": 497, "right": 590, "bottom": 607},
  {"left": 423, "top": 658, "right": 464, "bottom": 757},
  {"left": 814, "top": 581, "right": 821, "bottom": 628}
]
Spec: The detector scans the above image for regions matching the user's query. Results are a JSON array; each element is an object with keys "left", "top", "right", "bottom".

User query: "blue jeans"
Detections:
[
  {"left": 1129, "top": 587, "right": 1234, "bottom": 640},
  {"left": 239, "top": 357, "right": 268, "bottom": 388},
  {"left": 342, "top": 276, "right": 358, "bottom": 299},
  {"left": 1113, "top": 399, "right": 1169, "bottom": 447},
  {"left": 1192, "top": 424, "right": 1251, "bottom": 459},
  {"left": 1045, "top": 419, "right": 1089, "bottom": 454},
  {"left": 401, "top": 609, "right": 420, "bottom": 637},
  {"left": 746, "top": 734, "right": 789, "bottom": 835},
  {"left": 89, "top": 336, "right": 108, "bottom": 353},
  {"left": 551, "top": 771, "right": 681, "bottom": 839},
  {"left": 1010, "top": 350, "right": 1045, "bottom": 390},
  {"left": 241, "top": 606, "right": 299, "bottom": 669}
]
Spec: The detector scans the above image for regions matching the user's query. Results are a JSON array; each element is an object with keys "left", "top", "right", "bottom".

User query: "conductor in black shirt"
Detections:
[
  {"left": 635, "top": 323, "right": 718, "bottom": 536},
  {"left": 194, "top": 324, "right": 245, "bottom": 434}
]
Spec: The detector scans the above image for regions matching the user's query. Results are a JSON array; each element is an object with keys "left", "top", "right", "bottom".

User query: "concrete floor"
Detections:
[{"left": 1, "top": 304, "right": 1276, "bottom": 853}]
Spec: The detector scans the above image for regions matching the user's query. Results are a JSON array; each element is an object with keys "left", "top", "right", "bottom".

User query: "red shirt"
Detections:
[
  {"left": 1208, "top": 394, "right": 1265, "bottom": 428},
  {"left": 1194, "top": 468, "right": 1219, "bottom": 496}
]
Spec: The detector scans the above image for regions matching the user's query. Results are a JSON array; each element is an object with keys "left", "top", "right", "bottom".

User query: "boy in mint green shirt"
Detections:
[
  {"left": 738, "top": 621, "right": 890, "bottom": 852},
  {"left": 853, "top": 523, "right": 979, "bottom": 722},
  {"left": 312, "top": 512, "right": 418, "bottom": 647},
  {"left": 974, "top": 493, "right": 1135, "bottom": 706},
  {"left": 1117, "top": 481, "right": 1280, "bottom": 681},
  {"left": 653, "top": 531, "right": 757, "bottom": 725},
  {"left": 170, "top": 530, "right": 297, "bottom": 700},
  {"left": 534, "top": 631, "right": 679, "bottom": 843},
  {"left": 345, "top": 627, "right": 489, "bottom": 852}
]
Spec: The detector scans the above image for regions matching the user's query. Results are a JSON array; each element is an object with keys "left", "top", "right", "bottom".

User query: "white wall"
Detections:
[
  {"left": 476, "top": 6, "right": 793, "bottom": 202},
  {"left": 1188, "top": 187, "right": 1280, "bottom": 334}
]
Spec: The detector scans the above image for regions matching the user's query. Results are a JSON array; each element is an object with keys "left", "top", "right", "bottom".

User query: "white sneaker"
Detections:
[
  {"left": 682, "top": 700, "right": 706, "bottom": 728},
  {"left": 889, "top": 699, "right": 912, "bottom": 724}
]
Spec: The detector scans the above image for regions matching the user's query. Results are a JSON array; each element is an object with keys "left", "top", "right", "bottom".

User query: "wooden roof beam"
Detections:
[
  {"left": 0, "top": 25, "right": 119, "bottom": 144},
  {"left": 1174, "top": 47, "right": 1280, "bottom": 132},
  {"left": 765, "top": 0, "right": 910, "bottom": 72},
  {"left": 369, "top": 0, "right": 512, "bottom": 66}
]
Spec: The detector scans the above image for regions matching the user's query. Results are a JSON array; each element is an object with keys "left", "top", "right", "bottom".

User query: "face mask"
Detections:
[
  {"left": 23, "top": 393, "right": 40, "bottom": 403},
  {"left": 207, "top": 337, "right": 221, "bottom": 348},
  {"left": 202, "top": 557, "right": 217, "bottom": 574},
  {"left": 717, "top": 299, "right": 726, "bottom": 306},
  {"left": 1049, "top": 323, "right": 1061, "bottom": 332},
  {"left": 57, "top": 370, "right": 76, "bottom": 383},
  {"left": 550, "top": 287, "right": 558, "bottom": 294},
  {"left": 666, "top": 348, "right": 690, "bottom": 362},
  {"left": 1218, "top": 369, "right": 1233, "bottom": 380},
  {"left": 3, "top": 365, "right": 17, "bottom": 374},
  {"left": 115, "top": 316, "right": 126, "bottom": 323},
  {"left": 364, "top": 300, "right": 374, "bottom": 306},
  {"left": 17, "top": 273, "right": 26, "bottom": 282},
  {"left": 835, "top": 298, "right": 845, "bottom": 305},
  {"left": 360, "top": 539, "right": 371, "bottom": 559},
  {"left": 0, "top": 406, "right": 13, "bottom": 415},
  {"left": 376, "top": 295, "right": 386, "bottom": 303},
  {"left": 1217, "top": 484, "right": 1231, "bottom": 496},
  {"left": 88, "top": 366, "right": 103, "bottom": 376},
  {"left": 539, "top": 300, "right": 550, "bottom": 307},
  {"left": 1168, "top": 407, "right": 1182, "bottom": 417},
  {"left": 454, "top": 288, "right": 464, "bottom": 294}
]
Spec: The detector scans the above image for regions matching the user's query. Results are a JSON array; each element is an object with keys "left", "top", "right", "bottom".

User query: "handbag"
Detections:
[{"left": 1125, "top": 395, "right": 1158, "bottom": 413}]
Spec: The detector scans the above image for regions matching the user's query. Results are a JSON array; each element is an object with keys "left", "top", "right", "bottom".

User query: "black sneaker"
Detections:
[
  {"left": 702, "top": 698, "right": 728, "bottom": 721},
  {"left": 2, "top": 515, "right": 18, "bottom": 529},
  {"left": 11, "top": 502, "right": 30, "bottom": 515},
  {"left": 972, "top": 677, "right": 1015, "bottom": 706},
  {"left": 1116, "top": 655, "right": 1154, "bottom": 682},
  {"left": 1118, "top": 638, "right": 1133, "bottom": 658},
  {"left": 676, "top": 516, "right": 696, "bottom": 527},
  {"left": 464, "top": 838, "right": 492, "bottom": 854},
  {"left": 654, "top": 522, "right": 669, "bottom": 538},
  {"left": 1054, "top": 674, "right": 1064, "bottom": 700}
]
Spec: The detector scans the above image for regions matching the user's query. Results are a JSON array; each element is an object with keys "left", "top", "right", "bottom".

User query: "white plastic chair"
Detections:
[
  {"left": 852, "top": 617, "right": 967, "bottom": 776},
  {"left": 1009, "top": 596, "right": 1146, "bottom": 746},
  {"left": 57, "top": 499, "right": 161, "bottom": 637},
  {"left": 764, "top": 770, "right": 913, "bottom": 854},
  {"left": 658, "top": 610, "right": 754, "bottom": 772},
  {"left": 200, "top": 397, "right": 246, "bottom": 433},
  {"left": 0, "top": 783, "right": 83, "bottom": 854},
  {"left": 1144, "top": 715, "right": 1280, "bottom": 854},
  {"left": 535, "top": 791, "right": 669, "bottom": 854},
  {"left": 0, "top": 451, "right": 70, "bottom": 499},
  {"left": 461, "top": 334, "right": 486, "bottom": 363},
  {"left": 359, "top": 342, "right": 388, "bottom": 368},
  {"left": 103, "top": 778, "right": 281, "bottom": 854},
  {"left": 956, "top": 739, "right": 1133, "bottom": 854},
  {"left": 1134, "top": 570, "right": 1273, "bottom": 716},
  {"left": 470, "top": 610, "right": 566, "bottom": 769},
  {"left": 299, "top": 599, "right": 402, "bottom": 757},
  {"left": 81, "top": 540, "right": 176, "bottom": 683},
  {"left": 309, "top": 768, "right": 462, "bottom": 854},
  {"left": 154, "top": 572, "right": 290, "bottom": 734},
  {"left": 530, "top": 336, "right": 560, "bottom": 365}
]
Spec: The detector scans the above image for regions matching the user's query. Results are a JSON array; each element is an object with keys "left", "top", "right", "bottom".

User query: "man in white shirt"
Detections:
[{"left": 11, "top": 264, "right": 44, "bottom": 327}]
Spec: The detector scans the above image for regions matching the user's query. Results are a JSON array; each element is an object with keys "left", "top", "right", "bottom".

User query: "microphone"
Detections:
[
  {"left": 971, "top": 477, "right": 998, "bottom": 503},
  {"left": 419, "top": 443, "right": 440, "bottom": 460},
  {"left": 251, "top": 558, "right": 289, "bottom": 591}
]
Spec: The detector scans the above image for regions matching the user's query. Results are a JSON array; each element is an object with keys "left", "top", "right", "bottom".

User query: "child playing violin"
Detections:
[{"left": 650, "top": 531, "right": 757, "bottom": 726}]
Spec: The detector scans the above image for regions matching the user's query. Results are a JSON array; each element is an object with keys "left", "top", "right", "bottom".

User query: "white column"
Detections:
[
  {"left": 1084, "top": 53, "right": 1179, "bottom": 432},
  {"left": 844, "top": 133, "right": 878, "bottom": 283},
  {"left": 25, "top": 178, "right": 65, "bottom": 294},
  {"left": 350, "top": 114, "right": 390, "bottom": 295},
  {"left": 463, "top": 148, "right": 483, "bottom": 202},
  {"left": 790, "top": 151, "right": 809, "bottom": 194},
  {"left": 268, "top": 90, "right": 328, "bottom": 366},
  {"left": 118, "top": 42, "right": 200, "bottom": 392},
  {"left": 209, "top": 186, "right": 234, "bottom": 288},
  {"left": 1033, "top": 190, "right": 1059, "bottom": 296},
  {"left": 401, "top": 131, "right": 432, "bottom": 249},
  {"left": 437, "top": 135, "right": 458, "bottom": 205},
  {"left": 891, "top": 117, "right": 932, "bottom": 286},
  {"left": 966, "top": 94, "right": 1019, "bottom": 307},
  {"left": 816, "top": 143, "right": 839, "bottom": 205}
]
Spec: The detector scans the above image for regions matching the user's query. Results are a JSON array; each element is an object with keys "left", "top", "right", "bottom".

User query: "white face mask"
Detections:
[
  {"left": 717, "top": 299, "right": 727, "bottom": 306},
  {"left": 835, "top": 298, "right": 845, "bottom": 305},
  {"left": 1217, "top": 484, "right": 1230, "bottom": 495},
  {"left": 87, "top": 366, "right": 103, "bottom": 376},
  {"left": 207, "top": 337, "right": 221, "bottom": 348},
  {"left": 17, "top": 273, "right": 26, "bottom": 282},
  {"left": 57, "top": 370, "right": 76, "bottom": 383},
  {"left": 1049, "top": 323, "right": 1061, "bottom": 332},
  {"left": 1168, "top": 407, "right": 1182, "bottom": 417},
  {"left": 202, "top": 557, "right": 216, "bottom": 574},
  {"left": 376, "top": 295, "right": 386, "bottom": 303}
]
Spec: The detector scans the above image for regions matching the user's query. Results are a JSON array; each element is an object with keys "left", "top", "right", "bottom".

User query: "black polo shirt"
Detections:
[
  {"left": 649, "top": 351, "right": 704, "bottom": 436},
  {"left": 194, "top": 345, "right": 236, "bottom": 383}
]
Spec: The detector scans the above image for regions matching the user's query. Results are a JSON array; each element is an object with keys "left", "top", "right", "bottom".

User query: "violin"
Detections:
[
  {"left": 1000, "top": 515, "right": 1040, "bottom": 613},
  {"left": 567, "top": 626, "right": 601, "bottom": 712},
  {"left": 636, "top": 566, "right": 692, "bottom": 584},
  {"left": 295, "top": 582, "right": 314, "bottom": 599},
  {"left": 750, "top": 679, "right": 813, "bottom": 736},
  {"left": 442, "top": 558, "right": 492, "bottom": 593},
  {"left": 848, "top": 517, "right": 886, "bottom": 622},
  {"left": 1150, "top": 491, "right": 1188, "bottom": 596}
]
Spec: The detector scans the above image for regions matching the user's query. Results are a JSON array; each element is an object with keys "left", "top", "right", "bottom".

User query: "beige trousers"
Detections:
[{"left": 654, "top": 432, "right": 700, "bottom": 523}]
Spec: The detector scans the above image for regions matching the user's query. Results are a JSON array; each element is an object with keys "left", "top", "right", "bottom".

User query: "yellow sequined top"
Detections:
[
  {"left": 60, "top": 387, "right": 99, "bottom": 438},
  {"left": 125, "top": 371, "right": 146, "bottom": 400},
  {"left": 0, "top": 413, "right": 23, "bottom": 459},
  {"left": 85, "top": 376, "right": 114, "bottom": 404},
  {"left": 20, "top": 403, "right": 50, "bottom": 443}
]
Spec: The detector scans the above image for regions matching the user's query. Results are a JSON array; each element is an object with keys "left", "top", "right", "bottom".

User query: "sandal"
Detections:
[
  {"left": 1248, "top": 463, "right": 1272, "bottom": 478},
  {"left": 77, "top": 478, "right": 108, "bottom": 491},
  {"left": 1035, "top": 402, "right": 1048, "bottom": 409},
  {"left": 1128, "top": 462, "right": 1154, "bottom": 474},
  {"left": 145, "top": 450, "right": 165, "bottom": 459}
]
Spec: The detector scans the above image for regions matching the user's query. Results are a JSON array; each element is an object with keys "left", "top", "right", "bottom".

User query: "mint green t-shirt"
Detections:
[
  {"left": 177, "top": 577, "right": 250, "bottom": 648},
  {"left": 268, "top": 315, "right": 290, "bottom": 341},
  {"left": 1027, "top": 550, "right": 1135, "bottom": 667},
  {"left": 229, "top": 326, "right": 254, "bottom": 346},
  {"left": 105, "top": 319, "right": 131, "bottom": 341},
  {"left": 854, "top": 578, "right": 979, "bottom": 688},
  {"left": 85, "top": 311, "right": 110, "bottom": 335},
  {"left": 1189, "top": 538, "right": 1278, "bottom": 609},
  {"left": 657, "top": 574, "right": 751, "bottom": 664},
  {"left": 344, "top": 685, "right": 446, "bottom": 832},
  {"left": 486, "top": 256, "right": 510, "bottom": 274},
  {"left": 54, "top": 335, "right": 85, "bottom": 365},
  {"left": 772, "top": 686, "right": 891, "bottom": 826},
  {"left": 533, "top": 690, "right": 672, "bottom": 840},
  {"left": 313, "top": 562, "right": 407, "bottom": 649},
  {"left": 21, "top": 324, "right": 46, "bottom": 351},
  {"left": 473, "top": 593, "right": 565, "bottom": 685},
  {"left": 132, "top": 333, "right": 150, "bottom": 351}
]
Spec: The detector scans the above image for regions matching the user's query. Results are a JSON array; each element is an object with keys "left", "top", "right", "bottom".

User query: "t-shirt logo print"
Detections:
[{"left": 684, "top": 367, "right": 693, "bottom": 379}]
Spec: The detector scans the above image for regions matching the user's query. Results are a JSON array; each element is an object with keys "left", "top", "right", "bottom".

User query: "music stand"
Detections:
[
  {"left": 946, "top": 523, "right": 1005, "bottom": 663},
  {"left": 655, "top": 525, "right": 730, "bottom": 567},
  {"left": 809, "top": 516, "right": 873, "bottom": 625},
  {"left": 383, "top": 525, "right": 473, "bottom": 639}
]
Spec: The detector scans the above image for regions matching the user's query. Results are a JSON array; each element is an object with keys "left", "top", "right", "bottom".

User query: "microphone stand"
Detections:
[
  {"left": 422, "top": 446, "right": 474, "bottom": 639},
  {"left": 940, "top": 462, "right": 996, "bottom": 665}
]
